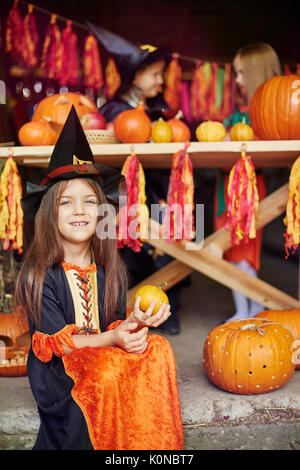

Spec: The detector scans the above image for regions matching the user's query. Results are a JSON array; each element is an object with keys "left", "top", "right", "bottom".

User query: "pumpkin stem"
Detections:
[
  {"left": 158, "top": 281, "right": 168, "bottom": 290},
  {"left": 242, "top": 117, "right": 246, "bottom": 124},
  {"left": 175, "top": 110, "right": 183, "bottom": 120}
]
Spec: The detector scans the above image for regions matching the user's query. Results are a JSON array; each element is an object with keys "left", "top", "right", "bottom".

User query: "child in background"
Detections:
[
  {"left": 14, "top": 107, "right": 183, "bottom": 450},
  {"left": 215, "top": 43, "right": 281, "bottom": 321}
]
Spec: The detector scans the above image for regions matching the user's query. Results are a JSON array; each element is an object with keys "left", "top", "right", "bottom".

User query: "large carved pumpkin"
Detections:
[
  {"left": 31, "top": 92, "right": 97, "bottom": 136},
  {"left": 203, "top": 319, "right": 295, "bottom": 394},
  {"left": 249, "top": 75, "right": 300, "bottom": 140},
  {"left": 0, "top": 309, "right": 30, "bottom": 377},
  {"left": 255, "top": 309, "right": 300, "bottom": 369}
]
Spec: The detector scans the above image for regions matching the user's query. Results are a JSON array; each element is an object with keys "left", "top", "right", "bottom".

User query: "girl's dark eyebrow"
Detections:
[{"left": 58, "top": 194, "right": 98, "bottom": 199}]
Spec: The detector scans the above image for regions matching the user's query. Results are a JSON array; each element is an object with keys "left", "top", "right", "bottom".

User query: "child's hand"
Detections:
[
  {"left": 112, "top": 319, "right": 148, "bottom": 354},
  {"left": 127, "top": 296, "right": 171, "bottom": 329}
]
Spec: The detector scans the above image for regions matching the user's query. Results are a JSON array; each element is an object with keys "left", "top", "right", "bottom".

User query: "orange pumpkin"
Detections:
[
  {"left": 0, "top": 309, "right": 30, "bottom": 377},
  {"left": 18, "top": 118, "right": 58, "bottom": 146},
  {"left": 32, "top": 92, "right": 97, "bottom": 137},
  {"left": 255, "top": 309, "right": 300, "bottom": 369},
  {"left": 113, "top": 102, "right": 152, "bottom": 143},
  {"left": 168, "top": 110, "right": 191, "bottom": 142},
  {"left": 151, "top": 118, "right": 173, "bottom": 143},
  {"left": 134, "top": 283, "right": 169, "bottom": 315},
  {"left": 249, "top": 75, "right": 300, "bottom": 140},
  {"left": 203, "top": 318, "right": 295, "bottom": 394}
]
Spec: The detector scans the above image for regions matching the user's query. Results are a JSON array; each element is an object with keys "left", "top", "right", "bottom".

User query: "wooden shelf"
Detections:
[{"left": 0, "top": 140, "right": 300, "bottom": 168}]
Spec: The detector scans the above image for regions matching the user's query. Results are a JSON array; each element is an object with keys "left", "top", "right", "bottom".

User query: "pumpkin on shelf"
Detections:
[
  {"left": 151, "top": 118, "right": 172, "bottom": 143},
  {"left": 113, "top": 102, "right": 152, "bottom": 143},
  {"left": 230, "top": 118, "right": 254, "bottom": 141},
  {"left": 18, "top": 118, "right": 58, "bottom": 146},
  {"left": 195, "top": 120, "right": 226, "bottom": 142},
  {"left": 134, "top": 283, "right": 169, "bottom": 315},
  {"left": 0, "top": 309, "right": 30, "bottom": 377},
  {"left": 255, "top": 309, "right": 300, "bottom": 369},
  {"left": 249, "top": 74, "right": 300, "bottom": 140},
  {"left": 167, "top": 110, "right": 191, "bottom": 142},
  {"left": 203, "top": 318, "right": 296, "bottom": 394}
]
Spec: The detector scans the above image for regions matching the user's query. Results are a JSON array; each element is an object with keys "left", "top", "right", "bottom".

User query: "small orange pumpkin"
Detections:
[
  {"left": 168, "top": 110, "right": 191, "bottom": 142},
  {"left": 151, "top": 118, "right": 173, "bottom": 143},
  {"left": 203, "top": 318, "right": 295, "bottom": 394},
  {"left": 0, "top": 309, "right": 30, "bottom": 377},
  {"left": 134, "top": 283, "right": 169, "bottom": 315},
  {"left": 255, "top": 309, "right": 300, "bottom": 369},
  {"left": 113, "top": 102, "right": 152, "bottom": 143},
  {"left": 230, "top": 118, "right": 254, "bottom": 141},
  {"left": 18, "top": 119, "right": 58, "bottom": 146}
]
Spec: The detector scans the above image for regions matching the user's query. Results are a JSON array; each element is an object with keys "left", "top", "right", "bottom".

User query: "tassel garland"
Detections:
[
  {"left": 225, "top": 149, "right": 259, "bottom": 246},
  {"left": 0, "top": 155, "right": 23, "bottom": 253},
  {"left": 163, "top": 55, "right": 182, "bottom": 117},
  {"left": 6, "top": 0, "right": 24, "bottom": 63},
  {"left": 117, "top": 150, "right": 148, "bottom": 252},
  {"left": 60, "top": 20, "right": 79, "bottom": 86},
  {"left": 164, "top": 143, "right": 194, "bottom": 242},
  {"left": 105, "top": 57, "right": 121, "bottom": 99},
  {"left": 41, "top": 14, "right": 62, "bottom": 80},
  {"left": 83, "top": 34, "right": 104, "bottom": 90},
  {"left": 283, "top": 156, "right": 300, "bottom": 257},
  {"left": 23, "top": 4, "right": 39, "bottom": 68}
]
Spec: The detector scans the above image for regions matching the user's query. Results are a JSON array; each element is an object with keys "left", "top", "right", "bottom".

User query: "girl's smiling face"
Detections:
[
  {"left": 57, "top": 178, "right": 98, "bottom": 246},
  {"left": 133, "top": 60, "right": 165, "bottom": 98}
]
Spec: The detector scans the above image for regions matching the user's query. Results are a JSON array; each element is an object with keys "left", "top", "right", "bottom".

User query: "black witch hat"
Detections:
[
  {"left": 87, "top": 23, "right": 171, "bottom": 98},
  {"left": 21, "top": 106, "right": 125, "bottom": 220}
]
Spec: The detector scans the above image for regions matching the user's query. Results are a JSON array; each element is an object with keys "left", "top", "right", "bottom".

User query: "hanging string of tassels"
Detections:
[
  {"left": 23, "top": 3, "right": 39, "bottom": 68},
  {"left": 225, "top": 147, "right": 259, "bottom": 246},
  {"left": 117, "top": 149, "right": 149, "bottom": 252},
  {"left": 0, "top": 154, "right": 23, "bottom": 253},
  {"left": 283, "top": 156, "right": 300, "bottom": 258},
  {"left": 6, "top": 0, "right": 24, "bottom": 63},
  {"left": 41, "top": 14, "right": 62, "bottom": 80},
  {"left": 83, "top": 33, "right": 104, "bottom": 90},
  {"left": 163, "top": 142, "right": 194, "bottom": 243},
  {"left": 105, "top": 58, "right": 121, "bottom": 99},
  {"left": 163, "top": 55, "right": 182, "bottom": 117},
  {"left": 60, "top": 20, "right": 79, "bottom": 86}
]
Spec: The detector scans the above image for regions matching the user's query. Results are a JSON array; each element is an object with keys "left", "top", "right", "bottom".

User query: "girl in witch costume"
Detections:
[
  {"left": 14, "top": 107, "right": 183, "bottom": 450},
  {"left": 214, "top": 43, "right": 281, "bottom": 321},
  {"left": 88, "top": 24, "right": 184, "bottom": 335}
]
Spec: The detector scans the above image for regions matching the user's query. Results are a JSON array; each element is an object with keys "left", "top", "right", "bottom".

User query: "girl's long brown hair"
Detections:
[{"left": 14, "top": 178, "right": 128, "bottom": 329}]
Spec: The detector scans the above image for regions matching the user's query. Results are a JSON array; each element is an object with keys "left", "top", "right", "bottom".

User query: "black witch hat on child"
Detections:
[
  {"left": 21, "top": 105, "right": 126, "bottom": 220},
  {"left": 87, "top": 22, "right": 171, "bottom": 98}
]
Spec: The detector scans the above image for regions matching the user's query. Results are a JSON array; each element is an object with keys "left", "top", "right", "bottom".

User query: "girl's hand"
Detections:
[
  {"left": 112, "top": 319, "right": 149, "bottom": 354},
  {"left": 127, "top": 296, "right": 171, "bottom": 329}
]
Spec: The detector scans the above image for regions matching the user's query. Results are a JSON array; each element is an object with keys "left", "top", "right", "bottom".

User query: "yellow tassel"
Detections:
[{"left": 284, "top": 156, "right": 300, "bottom": 255}]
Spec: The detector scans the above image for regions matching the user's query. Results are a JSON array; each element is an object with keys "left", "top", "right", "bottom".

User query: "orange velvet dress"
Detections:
[{"left": 31, "top": 262, "right": 183, "bottom": 450}]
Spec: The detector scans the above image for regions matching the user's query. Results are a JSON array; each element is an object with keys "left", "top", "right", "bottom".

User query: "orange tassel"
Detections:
[
  {"left": 83, "top": 33, "right": 104, "bottom": 90},
  {"left": 163, "top": 143, "right": 194, "bottom": 242},
  {"left": 5, "top": 0, "right": 24, "bottom": 63},
  {"left": 41, "top": 14, "right": 62, "bottom": 80},
  {"left": 105, "top": 57, "right": 121, "bottom": 99},
  {"left": 219, "top": 63, "right": 233, "bottom": 121},
  {"left": 60, "top": 20, "right": 79, "bottom": 86},
  {"left": 117, "top": 150, "right": 148, "bottom": 252},
  {"left": 23, "top": 4, "right": 39, "bottom": 68},
  {"left": 225, "top": 148, "right": 259, "bottom": 246},
  {"left": 163, "top": 55, "right": 182, "bottom": 117},
  {"left": 0, "top": 154, "right": 23, "bottom": 253}
]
